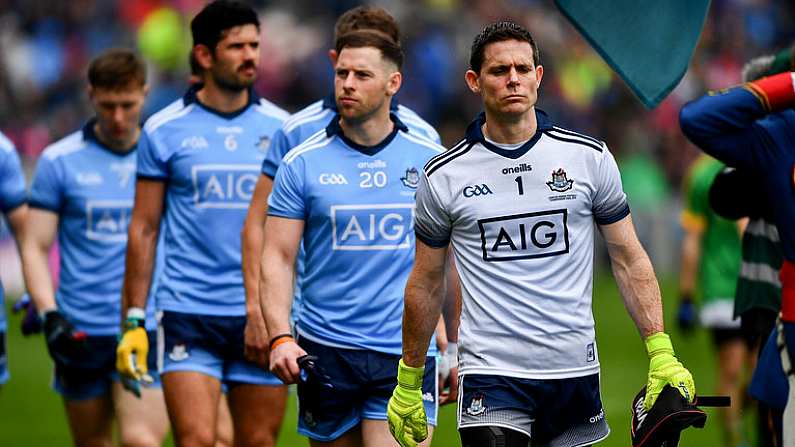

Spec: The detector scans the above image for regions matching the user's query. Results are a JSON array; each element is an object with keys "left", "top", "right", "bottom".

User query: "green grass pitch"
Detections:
[{"left": 0, "top": 272, "right": 729, "bottom": 446}]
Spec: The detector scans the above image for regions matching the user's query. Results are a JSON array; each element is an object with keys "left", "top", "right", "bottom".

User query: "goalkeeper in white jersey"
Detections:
[{"left": 387, "top": 21, "right": 696, "bottom": 447}]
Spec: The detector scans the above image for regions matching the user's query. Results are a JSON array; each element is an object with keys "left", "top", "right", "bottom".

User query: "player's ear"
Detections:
[
  {"left": 193, "top": 45, "right": 213, "bottom": 70},
  {"left": 87, "top": 85, "right": 95, "bottom": 101},
  {"left": 465, "top": 70, "right": 480, "bottom": 93},
  {"left": 328, "top": 49, "right": 338, "bottom": 65},
  {"left": 535, "top": 64, "right": 543, "bottom": 88},
  {"left": 142, "top": 84, "right": 151, "bottom": 98},
  {"left": 386, "top": 71, "right": 402, "bottom": 97}
]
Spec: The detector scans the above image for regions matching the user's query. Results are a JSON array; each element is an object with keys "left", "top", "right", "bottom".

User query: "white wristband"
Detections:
[
  {"left": 446, "top": 342, "right": 459, "bottom": 369},
  {"left": 126, "top": 307, "right": 145, "bottom": 320}
]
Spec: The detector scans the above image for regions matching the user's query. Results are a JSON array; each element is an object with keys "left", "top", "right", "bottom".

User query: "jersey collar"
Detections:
[
  {"left": 322, "top": 92, "right": 400, "bottom": 112},
  {"left": 465, "top": 108, "right": 553, "bottom": 160},
  {"left": 82, "top": 118, "right": 138, "bottom": 157},
  {"left": 325, "top": 113, "right": 408, "bottom": 156},
  {"left": 183, "top": 83, "right": 259, "bottom": 119}
]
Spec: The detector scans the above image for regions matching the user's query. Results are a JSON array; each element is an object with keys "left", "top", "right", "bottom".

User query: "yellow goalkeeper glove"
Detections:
[
  {"left": 388, "top": 359, "right": 428, "bottom": 447},
  {"left": 116, "top": 308, "right": 153, "bottom": 396},
  {"left": 644, "top": 332, "right": 695, "bottom": 410}
]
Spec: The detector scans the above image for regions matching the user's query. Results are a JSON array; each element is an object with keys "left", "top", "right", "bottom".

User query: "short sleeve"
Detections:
[
  {"left": 593, "top": 145, "right": 630, "bottom": 225},
  {"left": 29, "top": 156, "right": 64, "bottom": 212},
  {"left": 261, "top": 128, "right": 291, "bottom": 179},
  {"left": 414, "top": 170, "right": 452, "bottom": 247},
  {"left": 0, "top": 147, "right": 27, "bottom": 213},
  {"left": 267, "top": 157, "right": 306, "bottom": 219},
  {"left": 136, "top": 129, "right": 169, "bottom": 180}
]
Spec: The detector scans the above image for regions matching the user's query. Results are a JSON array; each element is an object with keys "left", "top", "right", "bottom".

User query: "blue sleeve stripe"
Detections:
[
  {"left": 595, "top": 203, "right": 631, "bottom": 225},
  {"left": 28, "top": 199, "right": 59, "bottom": 212},
  {"left": 415, "top": 230, "right": 450, "bottom": 248}
]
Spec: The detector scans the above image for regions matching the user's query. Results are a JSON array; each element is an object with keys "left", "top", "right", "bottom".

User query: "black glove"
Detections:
[
  {"left": 42, "top": 310, "right": 87, "bottom": 367},
  {"left": 297, "top": 355, "right": 333, "bottom": 389},
  {"left": 676, "top": 295, "right": 697, "bottom": 333},
  {"left": 12, "top": 294, "right": 42, "bottom": 335}
]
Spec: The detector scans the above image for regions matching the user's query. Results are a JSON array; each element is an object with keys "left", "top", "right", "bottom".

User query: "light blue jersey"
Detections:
[
  {"left": 0, "top": 133, "right": 26, "bottom": 332},
  {"left": 137, "top": 86, "right": 288, "bottom": 316},
  {"left": 261, "top": 95, "right": 440, "bottom": 325},
  {"left": 29, "top": 122, "right": 158, "bottom": 335},
  {"left": 268, "top": 115, "right": 443, "bottom": 355}
]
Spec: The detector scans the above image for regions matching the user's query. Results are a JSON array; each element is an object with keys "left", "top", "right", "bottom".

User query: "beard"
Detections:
[{"left": 210, "top": 62, "right": 256, "bottom": 92}]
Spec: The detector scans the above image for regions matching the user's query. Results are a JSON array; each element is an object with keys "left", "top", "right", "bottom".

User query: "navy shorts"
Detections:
[
  {"left": 750, "top": 326, "right": 791, "bottom": 410},
  {"left": 53, "top": 331, "right": 160, "bottom": 400},
  {"left": 458, "top": 373, "right": 609, "bottom": 446},
  {"left": 296, "top": 335, "right": 438, "bottom": 442},
  {"left": 0, "top": 331, "right": 8, "bottom": 385},
  {"left": 159, "top": 311, "right": 281, "bottom": 386}
]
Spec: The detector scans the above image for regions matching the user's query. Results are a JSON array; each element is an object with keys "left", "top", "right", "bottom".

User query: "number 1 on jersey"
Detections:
[{"left": 515, "top": 176, "right": 524, "bottom": 195}]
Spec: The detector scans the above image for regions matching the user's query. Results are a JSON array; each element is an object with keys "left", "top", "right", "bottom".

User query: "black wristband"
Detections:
[{"left": 269, "top": 333, "right": 294, "bottom": 350}]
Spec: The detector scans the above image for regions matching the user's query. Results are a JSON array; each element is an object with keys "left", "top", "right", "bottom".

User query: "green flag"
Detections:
[{"left": 555, "top": 0, "right": 710, "bottom": 108}]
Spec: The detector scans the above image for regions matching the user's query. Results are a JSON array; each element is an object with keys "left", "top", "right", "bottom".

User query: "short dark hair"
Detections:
[
  {"left": 469, "top": 21, "right": 540, "bottom": 74},
  {"left": 88, "top": 49, "right": 147, "bottom": 90},
  {"left": 334, "top": 6, "right": 400, "bottom": 44},
  {"left": 335, "top": 30, "right": 404, "bottom": 70},
  {"left": 191, "top": 0, "right": 260, "bottom": 51}
]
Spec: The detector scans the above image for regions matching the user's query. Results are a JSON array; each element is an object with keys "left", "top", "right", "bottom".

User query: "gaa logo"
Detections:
[
  {"left": 191, "top": 164, "right": 259, "bottom": 209},
  {"left": 319, "top": 173, "right": 348, "bottom": 185},
  {"left": 462, "top": 184, "right": 493, "bottom": 198},
  {"left": 477, "top": 209, "right": 569, "bottom": 261}
]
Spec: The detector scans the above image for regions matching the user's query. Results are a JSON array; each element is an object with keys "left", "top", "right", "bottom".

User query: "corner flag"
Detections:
[{"left": 555, "top": 0, "right": 710, "bottom": 108}]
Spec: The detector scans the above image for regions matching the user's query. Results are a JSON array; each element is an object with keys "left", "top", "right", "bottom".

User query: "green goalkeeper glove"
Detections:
[
  {"left": 388, "top": 359, "right": 428, "bottom": 447},
  {"left": 644, "top": 332, "right": 695, "bottom": 410}
]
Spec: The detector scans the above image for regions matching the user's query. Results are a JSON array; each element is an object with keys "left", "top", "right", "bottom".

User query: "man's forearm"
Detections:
[
  {"left": 611, "top": 246, "right": 664, "bottom": 338},
  {"left": 241, "top": 220, "right": 265, "bottom": 317},
  {"left": 403, "top": 271, "right": 445, "bottom": 367},
  {"left": 21, "top": 243, "right": 57, "bottom": 312},
  {"left": 122, "top": 223, "right": 158, "bottom": 312},
  {"left": 259, "top": 255, "right": 294, "bottom": 337}
]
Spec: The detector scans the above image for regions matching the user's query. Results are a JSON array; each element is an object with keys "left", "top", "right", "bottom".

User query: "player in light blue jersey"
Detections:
[
  {"left": 20, "top": 50, "right": 169, "bottom": 447},
  {"left": 242, "top": 6, "right": 441, "bottom": 334},
  {"left": 0, "top": 132, "right": 28, "bottom": 387},
  {"left": 262, "top": 30, "right": 443, "bottom": 446},
  {"left": 119, "top": 2, "right": 289, "bottom": 446}
]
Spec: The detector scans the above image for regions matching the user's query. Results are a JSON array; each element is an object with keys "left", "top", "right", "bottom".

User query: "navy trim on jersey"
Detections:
[
  {"left": 550, "top": 126, "right": 602, "bottom": 146},
  {"left": 322, "top": 92, "right": 401, "bottom": 112},
  {"left": 28, "top": 199, "right": 60, "bottom": 213},
  {"left": 324, "top": 113, "right": 408, "bottom": 157},
  {"left": 82, "top": 119, "right": 138, "bottom": 156},
  {"left": 425, "top": 141, "right": 473, "bottom": 177},
  {"left": 415, "top": 230, "right": 450, "bottom": 249},
  {"left": 136, "top": 173, "right": 168, "bottom": 182},
  {"left": 183, "top": 84, "right": 259, "bottom": 119},
  {"left": 594, "top": 203, "right": 631, "bottom": 225},
  {"left": 1, "top": 198, "right": 26, "bottom": 213},
  {"left": 464, "top": 110, "right": 554, "bottom": 160},
  {"left": 544, "top": 131, "right": 603, "bottom": 153}
]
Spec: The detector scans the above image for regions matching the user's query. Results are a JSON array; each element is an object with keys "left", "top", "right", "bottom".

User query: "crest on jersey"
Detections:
[
  {"left": 546, "top": 168, "right": 574, "bottom": 192},
  {"left": 257, "top": 135, "right": 271, "bottom": 152},
  {"left": 401, "top": 167, "right": 419, "bottom": 189},
  {"left": 466, "top": 393, "right": 487, "bottom": 416}
]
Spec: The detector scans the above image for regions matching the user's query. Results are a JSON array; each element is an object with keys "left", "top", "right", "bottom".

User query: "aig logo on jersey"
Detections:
[
  {"left": 330, "top": 204, "right": 414, "bottom": 251},
  {"left": 477, "top": 209, "right": 570, "bottom": 261},
  {"left": 191, "top": 164, "right": 259, "bottom": 209},
  {"left": 85, "top": 200, "right": 132, "bottom": 242}
]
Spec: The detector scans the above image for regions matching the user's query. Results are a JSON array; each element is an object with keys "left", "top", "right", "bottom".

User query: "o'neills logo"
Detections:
[{"left": 502, "top": 163, "right": 532, "bottom": 175}]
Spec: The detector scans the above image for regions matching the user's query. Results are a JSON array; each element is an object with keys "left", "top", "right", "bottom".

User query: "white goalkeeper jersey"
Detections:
[{"left": 415, "top": 110, "right": 629, "bottom": 380}]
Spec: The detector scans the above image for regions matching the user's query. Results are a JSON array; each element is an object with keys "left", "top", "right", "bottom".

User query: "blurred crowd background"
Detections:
[{"left": 0, "top": 0, "right": 794, "bottom": 290}]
